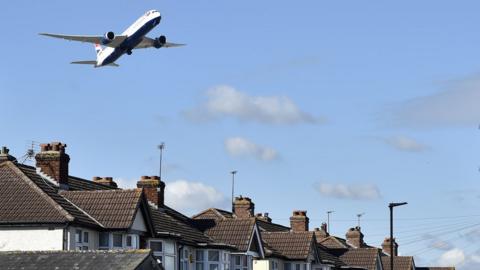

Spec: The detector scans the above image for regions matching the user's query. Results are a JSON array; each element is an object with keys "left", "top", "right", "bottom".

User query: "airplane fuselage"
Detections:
[{"left": 97, "top": 10, "right": 161, "bottom": 67}]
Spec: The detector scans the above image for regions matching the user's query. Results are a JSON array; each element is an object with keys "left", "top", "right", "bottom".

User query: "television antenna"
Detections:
[
  {"left": 20, "top": 141, "right": 39, "bottom": 164},
  {"left": 356, "top": 212, "right": 365, "bottom": 227}
]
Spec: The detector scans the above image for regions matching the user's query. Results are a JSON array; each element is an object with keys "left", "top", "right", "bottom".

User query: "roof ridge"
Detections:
[
  {"left": 61, "top": 188, "right": 141, "bottom": 194},
  {"left": 6, "top": 162, "right": 75, "bottom": 222}
]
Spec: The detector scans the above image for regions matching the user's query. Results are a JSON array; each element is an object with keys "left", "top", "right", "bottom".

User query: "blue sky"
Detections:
[{"left": 2, "top": 1, "right": 480, "bottom": 268}]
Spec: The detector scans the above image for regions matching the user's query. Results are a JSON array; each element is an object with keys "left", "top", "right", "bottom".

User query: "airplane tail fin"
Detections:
[{"left": 70, "top": 60, "right": 119, "bottom": 67}]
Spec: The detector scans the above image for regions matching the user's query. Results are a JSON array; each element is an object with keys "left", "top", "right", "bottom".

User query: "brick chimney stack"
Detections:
[
  {"left": 0, "top": 147, "right": 17, "bottom": 163},
  {"left": 92, "top": 177, "right": 118, "bottom": 188},
  {"left": 35, "top": 142, "right": 70, "bottom": 189},
  {"left": 314, "top": 223, "right": 329, "bottom": 242},
  {"left": 233, "top": 196, "right": 255, "bottom": 218},
  {"left": 346, "top": 226, "right": 365, "bottom": 248},
  {"left": 137, "top": 176, "right": 165, "bottom": 207},
  {"left": 290, "top": 210, "right": 309, "bottom": 232},
  {"left": 382, "top": 237, "right": 398, "bottom": 256}
]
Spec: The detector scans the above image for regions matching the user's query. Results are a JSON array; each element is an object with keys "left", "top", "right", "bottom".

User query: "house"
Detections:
[
  {"left": 0, "top": 144, "right": 154, "bottom": 251},
  {"left": 0, "top": 143, "right": 247, "bottom": 270},
  {"left": 193, "top": 198, "right": 334, "bottom": 270},
  {"left": 0, "top": 249, "right": 162, "bottom": 270}
]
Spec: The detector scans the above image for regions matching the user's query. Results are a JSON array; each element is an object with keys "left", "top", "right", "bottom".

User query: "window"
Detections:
[
  {"left": 151, "top": 241, "right": 163, "bottom": 252},
  {"left": 83, "top": 232, "right": 89, "bottom": 243},
  {"left": 196, "top": 250, "right": 205, "bottom": 270},
  {"left": 284, "top": 263, "right": 291, "bottom": 270},
  {"left": 233, "top": 255, "right": 248, "bottom": 270},
  {"left": 270, "top": 261, "right": 278, "bottom": 270},
  {"left": 223, "top": 252, "right": 230, "bottom": 270},
  {"left": 113, "top": 234, "right": 123, "bottom": 248},
  {"left": 150, "top": 240, "right": 176, "bottom": 270},
  {"left": 180, "top": 249, "right": 189, "bottom": 270},
  {"left": 99, "top": 232, "right": 109, "bottom": 248},
  {"left": 208, "top": 251, "right": 219, "bottom": 261},
  {"left": 75, "top": 229, "right": 82, "bottom": 243},
  {"left": 126, "top": 235, "right": 132, "bottom": 247}
]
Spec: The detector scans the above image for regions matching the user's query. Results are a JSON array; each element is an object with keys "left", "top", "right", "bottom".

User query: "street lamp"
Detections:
[
  {"left": 389, "top": 202, "right": 407, "bottom": 270},
  {"left": 231, "top": 171, "right": 237, "bottom": 213}
]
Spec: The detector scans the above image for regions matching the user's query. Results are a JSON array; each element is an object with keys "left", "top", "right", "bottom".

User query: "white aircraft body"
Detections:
[{"left": 40, "top": 10, "right": 184, "bottom": 67}]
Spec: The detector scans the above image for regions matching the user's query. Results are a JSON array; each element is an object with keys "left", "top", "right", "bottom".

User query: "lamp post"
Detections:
[
  {"left": 327, "top": 210, "right": 334, "bottom": 234},
  {"left": 158, "top": 143, "right": 165, "bottom": 180},
  {"left": 389, "top": 202, "right": 407, "bottom": 270},
  {"left": 231, "top": 170, "right": 237, "bottom": 213}
]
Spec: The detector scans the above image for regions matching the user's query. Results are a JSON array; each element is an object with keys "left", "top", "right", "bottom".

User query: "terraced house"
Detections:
[{"left": 0, "top": 142, "right": 455, "bottom": 270}]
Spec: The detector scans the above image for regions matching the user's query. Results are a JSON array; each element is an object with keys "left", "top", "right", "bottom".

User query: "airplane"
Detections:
[{"left": 39, "top": 10, "right": 184, "bottom": 67}]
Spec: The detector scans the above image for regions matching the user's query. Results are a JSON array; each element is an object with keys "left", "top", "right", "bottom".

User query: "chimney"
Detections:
[
  {"left": 346, "top": 226, "right": 365, "bottom": 248},
  {"left": 35, "top": 142, "right": 70, "bottom": 189},
  {"left": 0, "top": 147, "right": 17, "bottom": 163},
  {"left": 382, "top": 237, "right": 398, "bottom": 256},
  {"left": 233, "top": 196, "right": 255, "bottom": 218},
  {"left": 137, "top": 176, "right": 165, "bottom": 207},
  {"left": 290, "top": 210, "right": 309, "bottom": 232},
  {"left": 314, "top": 223, "right": 329, "bottom": 242},
  {"left": 92, "top": 177, "right": 118, "bottom": 188},
  {"left": 255, "top": 212, "right": 272, "bottom": 223}
]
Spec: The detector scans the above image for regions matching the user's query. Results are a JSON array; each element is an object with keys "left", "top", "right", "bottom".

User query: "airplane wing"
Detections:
[
  {"left": 39, "top": 33, "right": 128, "bottom": 48},
  {"left": 134, "top": 37, "right": 185, "bottom": 49}
]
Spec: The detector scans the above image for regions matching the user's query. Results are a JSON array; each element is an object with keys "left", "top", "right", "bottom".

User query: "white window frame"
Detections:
[
  {"left": 196, "top": 249, "right": 230, "bottom": 270},
  {"left": 149, "top": 239, "right": 176, "bottom": 270},
  {"left": 74, "top": 229, "right": 89, "bottom": 250}
]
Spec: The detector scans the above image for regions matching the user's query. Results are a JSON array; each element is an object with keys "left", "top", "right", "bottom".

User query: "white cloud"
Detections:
[
  {"left": 393, "top": 75, "right": 480, "bottom": 128},
  {"left": 438, "top": 248, "right": 466, "bottom": 267},
  {"left": 384, "top": 136, "right": 429, "bottom": 152},
  {"left": 422, "top": 234, "right": 453, "bottom": 251},
  {"left": 184, "top": 85, "right": 320, "bottom": 124},
  {"left": 164, "top": 180, "right": 228, "bottom": 215},
  {"left": 314, "top": 182, "right": 381, "bottom": 200},
  {"left": 225, "top": 137, "right": 279, "bottom": 161}
]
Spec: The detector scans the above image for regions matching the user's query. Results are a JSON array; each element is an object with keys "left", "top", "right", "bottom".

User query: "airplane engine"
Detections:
[
  {"left": 101, "top": 31, "right": 115, "bottom": 45},
  {"left": 153, "top": 35, "right": 166, "bottom": 48}
]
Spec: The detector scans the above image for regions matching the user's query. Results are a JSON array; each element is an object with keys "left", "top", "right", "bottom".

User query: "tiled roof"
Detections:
[
  {"left": 261, "top": 231, "right": 314, "bottom": 260},
  {"left": 418, "top": 262, "right": 455, "bottom": 270},
  {"left": 192, "top": 208, "right": 233, "bottom": 221},
  {"left": 68, "top": 175, "right": 117, "bottom": 191},
  {"left": 0, "top": 162, "right": 99, "bottom": 227},
  {"left": 338, "top": 248, "right": 381, "bottom": 270},
  {"left": 256, "top": 219, "right": 290, "bottom": 232},
  {"left": 318, "top": 236, "right": 349, "bottom": 250},
  {"left": 201, "top": 218, "right": 257, "bottom": 252},
  {"left": 150, "top": 205, "right": 213, "bottom": 246},
  {"left": 381, "top": 256, "right": 414, "bottom": 270},
  {"left": 317, "top": 246, "right": 346, "bottom": 267},
  {"left": 0, "top": 250, "right": 161, "bottom": 270},
  {"left": 61, "top": 189, "right": 143, "bottom": 229}
]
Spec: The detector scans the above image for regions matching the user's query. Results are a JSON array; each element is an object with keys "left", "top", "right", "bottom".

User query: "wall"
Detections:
[
  {"left": 253, "top": 260, "right": 270, "bottom": 270},
  {"left": 0, "top": 227, "right": 64, "bottom": 251}
]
